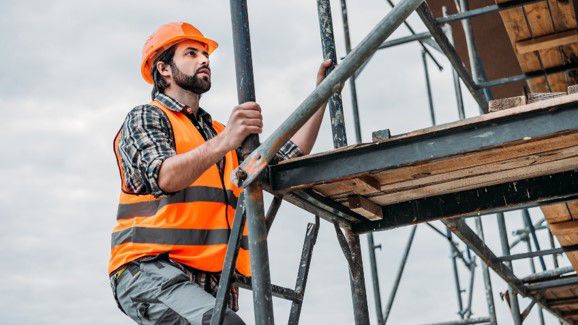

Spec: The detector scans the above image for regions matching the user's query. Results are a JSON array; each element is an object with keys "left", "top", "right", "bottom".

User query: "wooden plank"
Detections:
[
  {"left": 314, "top": 133, "right": 578, "bottom": 198},
  {"left": 347, "top": 195, "right": 383, "bottom": 221},
  {"left": 544, "top": 285, "right": 578, "bottom": 300},
  {"left": 351, "top": 175, "right": 380, "bottom": 195},
  {"left": 527, "top": 91, "right": 567, "bottom": 103},
  {"left": 523, "top": 1, "right": 568, "bottom": 92},
  {"left": 367, "top": 152, "right": 578, "bottom": 206},
  {"left": 516, "top": 30, "right": 578, "bottom": 54},
  {"left": 495, "top": 0, "right": 548, "bottom": 91},
  {"left": 550, "top": 220, "right": 578, "bottom": 236},
  {"left": 568, "top": 200, "right": 578, "bottom": 220},
  {"left": 374, "top": 145, "right": 578, "bottom": 196},
  {"left": 488, "top": 95, "right": 526, "bottom": 112},
  {"left": 547, "top": 0, "right": 578, "bottom": 86},
  {"left": 541, "top": 202, "right": 572, "bottom": 224}
]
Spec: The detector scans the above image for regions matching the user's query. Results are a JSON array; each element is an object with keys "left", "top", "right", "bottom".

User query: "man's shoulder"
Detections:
[
  {"left": 123, "top": 103, "right": 169, "bottom": 123},
  {"left": 126, "top": 103, "right": 164, "bottom": 117},
  {"left": 120, "top": 103, "right": 171, "bottom": 134}
]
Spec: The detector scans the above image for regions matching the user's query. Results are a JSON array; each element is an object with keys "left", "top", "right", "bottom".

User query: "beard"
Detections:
[{"left": 170, "top": 62, "right": 211, "bottom": 94}]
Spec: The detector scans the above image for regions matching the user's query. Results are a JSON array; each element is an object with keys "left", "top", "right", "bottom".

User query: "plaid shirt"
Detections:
[{"left": 116, "top": 92, "right": 303, "bottom": 310}]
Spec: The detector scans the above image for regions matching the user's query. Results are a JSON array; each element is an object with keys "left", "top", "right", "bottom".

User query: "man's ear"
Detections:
[{"left": 156, "top": 61, "right": 172, "bottom": 79}]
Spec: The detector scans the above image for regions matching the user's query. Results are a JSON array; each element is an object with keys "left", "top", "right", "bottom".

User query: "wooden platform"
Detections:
[
  {"left": 270, "top": 93, "right": 578, "bottom": 224},
  {"left": 276, "top": 94, "right": 578, "bottom": 211}
]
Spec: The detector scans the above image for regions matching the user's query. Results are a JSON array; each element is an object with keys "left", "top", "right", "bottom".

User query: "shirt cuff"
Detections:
[{"left": 275, "top": 140, "right": 304, "bottom": 161}]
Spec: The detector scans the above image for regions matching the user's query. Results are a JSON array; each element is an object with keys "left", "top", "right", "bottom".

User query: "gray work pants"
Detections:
[{"left": 110, "top": 258, "right": 245, "bottom": 325}]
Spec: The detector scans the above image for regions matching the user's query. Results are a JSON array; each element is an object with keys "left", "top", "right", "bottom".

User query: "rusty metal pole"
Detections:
[
  {"left": 229, "top": 1, "right": 274, "bottom": 324},
  {"left": 338, "top": 1, "right": 385, "bottom": 324},
  {"left": 317, "top": 1, "right": 369, "bottom": 324}
]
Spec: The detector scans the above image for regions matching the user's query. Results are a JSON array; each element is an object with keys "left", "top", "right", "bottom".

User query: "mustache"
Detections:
[{"left": 196, "top": 66, "right": 211, "bottom": 75}]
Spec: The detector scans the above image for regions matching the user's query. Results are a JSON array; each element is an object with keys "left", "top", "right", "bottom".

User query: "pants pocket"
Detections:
[{"left": 131, "top": 296, "right": 192, "bottom": 325}]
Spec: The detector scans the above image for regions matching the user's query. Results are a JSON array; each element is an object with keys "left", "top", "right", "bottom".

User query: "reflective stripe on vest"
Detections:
[
  {"left": 116, "top": 186, "right": 238, "bottom": 219},
  {"left": 108, "top": 100, "right": 249, "bottom": 276}
]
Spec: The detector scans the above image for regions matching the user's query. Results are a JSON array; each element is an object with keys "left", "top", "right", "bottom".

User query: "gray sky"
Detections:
[{"left": 0, "top": 0, "right": 569, "bottom": 324}]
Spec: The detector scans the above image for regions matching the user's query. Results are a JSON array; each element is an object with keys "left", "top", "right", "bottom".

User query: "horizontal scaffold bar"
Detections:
[{"left": 436, "top": 0, "right": 544, "bottom": 24}]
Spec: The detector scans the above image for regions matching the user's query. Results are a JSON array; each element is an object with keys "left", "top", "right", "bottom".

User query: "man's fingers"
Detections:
[
  {"left": 245, "top": 126, "right": 263, "bottom": 134},
  {"left": 317, "top": 59, "right": 333, "bottom": 84},
  {"left": 242, "top": 118, "right": 263, "bottom": 127},
  {"left": 237, "top": 102, "right": 261, "bottom": 111},
  {"left": 236, "top": 110, "right": 262, "bottom": 119}
]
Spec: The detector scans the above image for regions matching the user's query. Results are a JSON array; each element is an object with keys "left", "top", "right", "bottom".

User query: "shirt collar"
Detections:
[{"left": 155, "top": 92, "right": 213, "bottom": 124}]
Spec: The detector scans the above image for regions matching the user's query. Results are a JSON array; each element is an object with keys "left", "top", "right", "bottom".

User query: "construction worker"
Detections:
[{"left": 108, "top": 22, "right": 331, "bottom": 324}]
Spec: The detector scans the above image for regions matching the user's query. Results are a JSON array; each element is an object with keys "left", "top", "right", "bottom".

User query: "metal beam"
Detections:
[
  {"left": 382, "top": 225, "right": 418, "bottom": 323},
  {"left": 353, "top": 170, "right": 578, "bottom": 233},
  {"left": 235, "top": 277, "right": 302, "bottom": 302},
  {"left": 522, "top": 266, "right": 576, "bottom": 283},
  {"left": 478, "top": 62, "right": 578, "bottom": 89},
  {"left": 384, "top": 0, "right": 443, "bottom": 71},
  {"left": 526, "top": 276, "right": 578, "bottom": 293},
  {"left": 211, "top": 194, "right": 247, "bottom": 325},
  {"left": 497, "top": 245, "right": 578, "bottom": 262},
  {"left": 288, "top": 217, "right": 320, "bottom": 324},
  {"left": 441, "top": 218, "right": 526, "bottom": 295},
  {"left": 420, "top": 317, "right": 491, "bottom": 325},
  {"left": 378, "top": 32, "right": 432, "bottom": 50},
  {"left": 442, "top": 219, "right": 571, "bottom": 324}
]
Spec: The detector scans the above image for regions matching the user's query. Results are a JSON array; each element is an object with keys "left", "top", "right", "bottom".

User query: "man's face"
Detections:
[{"left": 169, "top": 40, "right": 211, "bottom": 94}]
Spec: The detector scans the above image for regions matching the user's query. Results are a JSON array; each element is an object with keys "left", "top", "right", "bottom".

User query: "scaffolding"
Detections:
[{"left": 209, "top": 0, "right": 578, "bottom": 324}]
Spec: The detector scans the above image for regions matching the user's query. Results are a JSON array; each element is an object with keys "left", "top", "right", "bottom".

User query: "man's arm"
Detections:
[
  {"left": 289, "top": 60, "right": 332, "bottom": 155},
  {"left": 158, "top": 102, "right": 263, "bottom": 193}
]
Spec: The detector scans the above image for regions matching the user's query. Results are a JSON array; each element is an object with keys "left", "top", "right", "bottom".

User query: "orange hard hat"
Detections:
[{"left": 140, "top": 22, "right": 218, "bottom": 84}]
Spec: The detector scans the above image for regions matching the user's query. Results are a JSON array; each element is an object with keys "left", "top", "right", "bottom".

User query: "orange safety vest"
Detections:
[{"left": 108, "top": 100, "right": 250, "bottom": 276}]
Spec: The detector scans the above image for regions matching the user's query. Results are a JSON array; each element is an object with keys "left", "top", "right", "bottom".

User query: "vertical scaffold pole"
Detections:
[
  {"left": 474, "top": 218, "right": 497, "bottom": 325},
  {"left": 317, "top": 0, "right": 347, "bottom": 146},
  {"left": 496, "top": 212, "right": 522, "bottom": 325},
  {"left": 450, "top": 2, "right": 498, "bottom": 323},
  {"left": 455, "top": 0, "right": 491, "bottom": 109},
  {"left": 524, "top": 234, "right": 546, "bottom": 325},
  {"left": 316, "top": 1, "right": 369, "bottom": 323},
  {"left": 421, "top": 50, "right": 436, "bottom": 126},
  {"left": 441, "top": 7, "right": 466, "bottom": 120},
  {"left": 338, "top": 1, "right": 384, "bottom": 324},
  {"left": 229, "top": 1, "right": 274, "bottom": 324}
]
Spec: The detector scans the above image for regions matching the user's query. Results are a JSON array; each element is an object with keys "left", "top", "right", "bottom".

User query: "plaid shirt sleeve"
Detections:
[
  {"left": 117, "top": 104, "right": 176, "bottom": 197},
  {"left": 276, "top": 140, "right": 304, "bottom": 161}
]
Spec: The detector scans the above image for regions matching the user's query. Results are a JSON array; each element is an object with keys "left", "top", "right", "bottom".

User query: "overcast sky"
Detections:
[{"left": 0, "top": 0, "right": 570, "bottom": 324}]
